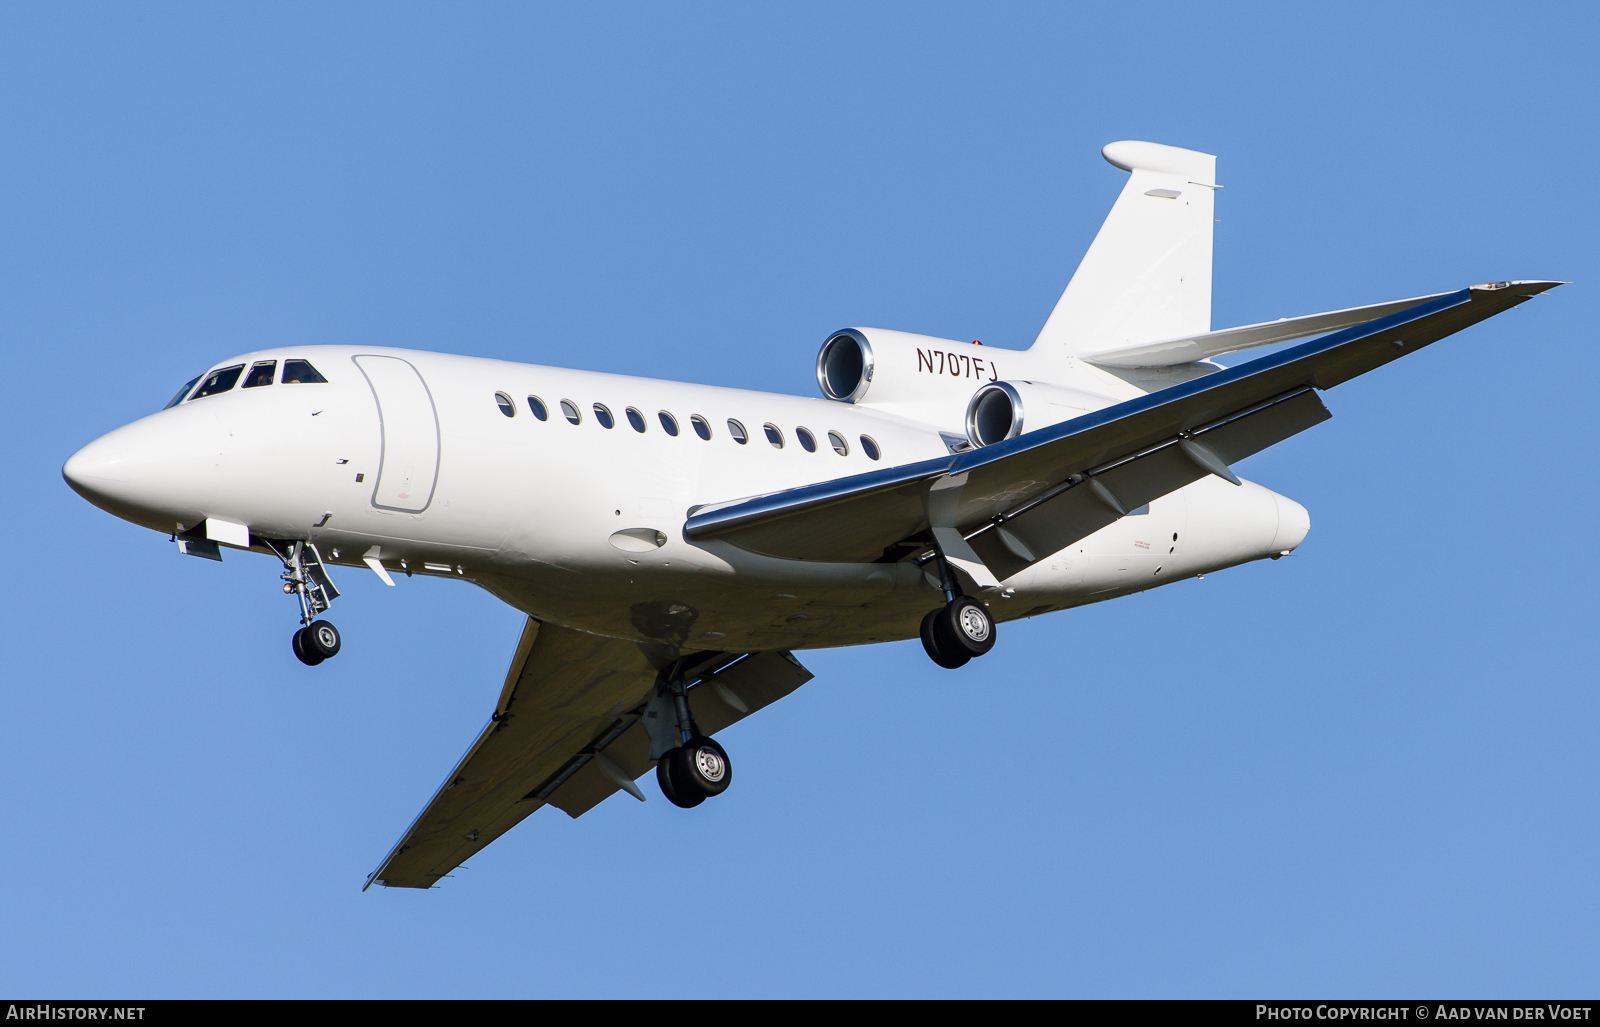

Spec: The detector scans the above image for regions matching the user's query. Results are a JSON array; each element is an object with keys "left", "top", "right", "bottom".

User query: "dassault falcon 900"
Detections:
[{"left": 63, "top": 141, "right": 1559, "bottom": 889}]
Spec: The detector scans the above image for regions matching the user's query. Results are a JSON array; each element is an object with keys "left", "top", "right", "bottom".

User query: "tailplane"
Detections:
[{"left": 1032, "top": 141, "right": 1218, "bottom": 362}]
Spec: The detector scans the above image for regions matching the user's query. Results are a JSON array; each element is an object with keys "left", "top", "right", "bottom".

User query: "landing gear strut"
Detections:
[
  {"left": 919, "top": 540, "right": 996, "bottom": 669},
  {"left": 646, "top": 665, "right": 733, "bottom": 808},
  {"left": 269, "top": 540, "right": 342, "bottom": 667}
]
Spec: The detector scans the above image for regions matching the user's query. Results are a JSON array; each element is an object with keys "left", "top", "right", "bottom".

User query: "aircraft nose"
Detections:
[
  {"left": 1271, "top": 492, "right": 1311, "bottom": 554},
  {"left": 63, "top": 431, "right": 135, "bottom": 503},
  {"left": 63, "top": 409, "right": 225, "bottom": 529}
]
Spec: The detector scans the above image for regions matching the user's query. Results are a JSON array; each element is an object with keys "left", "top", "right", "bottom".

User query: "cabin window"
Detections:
[
  {"left": 495, "top": 393, "right": 516, "bottom": 417},
  {"left": 164, "top": 374, "right": 203, "bottom": 409},
  {"left": 191, "top": 364, "right": 246, "bottom": 400},
  {"left": 281, "top": 360, "right": 327, "bottom": 384},
  {"left": 528, "top": 396, "right": 548, "bottom": 420},
  {"left": 659, "top": 411, "right": 679, "bottom": 436},
  {"left": 828, "top": 431, "right": 848, "bottom": 456},
  {"left": 626, "top": 407, "right": 647, "bottom": 433},
  {"left": 860, "top": 435, "right": 881, "bottom": 460},
  {"left": 728, "top": 419, "right": 748, "bottom": 444},
  {"left": 593, "top": 403, "right": 615, "bottom": 429},
  {"left": 242, "top": 361, "right": 277, "bottom": 389},
  {"left": 691, "top": 415, "right": 712, "bottom": 440},
  {"left": 763, "top": 424, "right": 784, "bottom": 449},
  {"left": 560, "top": 399, "right": 582, "bottom": 424},
  {"left": 795, "top": 427, "right": 817, "bottom": 453}
]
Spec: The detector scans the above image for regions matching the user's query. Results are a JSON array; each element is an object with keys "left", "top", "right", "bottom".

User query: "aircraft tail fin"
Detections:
[{"left": 1031, "top": 141, "right": 1218, "bottom": 362}]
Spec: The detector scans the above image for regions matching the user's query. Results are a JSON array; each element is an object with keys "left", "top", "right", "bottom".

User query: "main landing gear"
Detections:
[
  {"left": 645, "top": 665, "right": 733, "bottom": 808},
  {"left": 919, "top": 543, "right": 997, "bottom": 669},
  {"left": 269, "top": 540, "right": 343, "bottom": 667}
]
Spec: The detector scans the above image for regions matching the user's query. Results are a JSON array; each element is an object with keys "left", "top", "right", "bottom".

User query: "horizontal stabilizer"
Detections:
[{"left": 1079, "top": 290, "right": 1455, "bottom": 367}]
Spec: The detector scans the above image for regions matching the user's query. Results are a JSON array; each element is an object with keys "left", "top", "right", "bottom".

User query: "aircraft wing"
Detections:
[
  {"left": 685, "top": 281, "right": 1559, "bottom": 574},
  {"left": 366, "top": 619, "right": 812, "bottom": 889}
]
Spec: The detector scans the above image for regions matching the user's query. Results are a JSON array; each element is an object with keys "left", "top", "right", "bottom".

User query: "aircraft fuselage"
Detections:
[{"left": 64, "top": 344, "right": 1307, "bottom": 653}]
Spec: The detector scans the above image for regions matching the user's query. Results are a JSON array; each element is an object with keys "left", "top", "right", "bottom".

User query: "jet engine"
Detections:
[
  {"left": 964, "top": 381, "right": 1111, "bottom": 447},
  {"left": 817, "top": 327, "right": 1012, "bottom": 427}
]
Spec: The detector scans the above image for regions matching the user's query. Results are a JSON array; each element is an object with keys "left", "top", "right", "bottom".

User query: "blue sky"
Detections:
[{"left": 2, "top": 1, "right": 1594, "bottom": 998}]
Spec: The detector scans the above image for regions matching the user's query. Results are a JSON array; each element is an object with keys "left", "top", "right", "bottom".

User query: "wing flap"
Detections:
[{"left": 968, "top": 388, "right": 1331, "bottom": 578}]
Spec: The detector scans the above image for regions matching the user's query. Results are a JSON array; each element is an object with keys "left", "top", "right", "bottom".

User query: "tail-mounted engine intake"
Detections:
[
  {"left": 817, "top": 330, "right": 875, "bottom": 403},
  {"left": 965, "top": 381, "right": 1109, "bottom": 447},
  {"left": 818, "top": 327, "right": 1011, "bottom": 427}
]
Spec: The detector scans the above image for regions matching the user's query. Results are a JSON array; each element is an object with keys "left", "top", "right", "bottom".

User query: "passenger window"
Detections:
[
  {"left": 164, "top": 374, "right": 203, "bottom": 409},
  {"left": 281, "top": 360, "right": 327, "bottom": 384},
  {"left": 528, "top": 396, "right": 549, "bottom": 420},
  {"left": 242, "top": 361, "right": 277, "bottom": 389},
  {"left": 560, "top": 399, "right": 582, "bottom": 424},
  {"left": 495, "top": 392, "right": 516, "bottom": 417},
  {"left": 593, "top": 403, "right": 615, "bottom": 429},
  {"left": 796, "top": 427, "right": 817, "bottom": 453},
  {"left": 191, "top": 364, "right": 246, "bottom": 399},
  {"left": 728, "top": 419, "right": 748, "bottom": 444},
  {"left": 691, "top": 415, "right": 712, "bottom": 440},
  {"left": 860, "top": 435, "right": 881, "bottom": 460},
  {"left": 625, "top": 407, "right": 647, "bottom": 432},
  {"left": 659, "top": 411, "right": 679, "bottom": 436},
  {"left": 828, "top": 431, "right": 848, "bottom": 456},
  {"left": 764, "top": 424, "right": 784, "bottom": 449}
]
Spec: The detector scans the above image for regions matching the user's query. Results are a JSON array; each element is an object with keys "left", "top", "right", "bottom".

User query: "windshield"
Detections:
[
  {"left": 190, "top": 364, "right": 246, "bottom": 400},
  {"left": 164, "top": 374, "right": 204, "bottom": 410},
  {"left": 281, "top": 359, "right": 326, "bottom": 384},
  {"left": 242, "top": 361, "right": 277, "bottom": 388}
]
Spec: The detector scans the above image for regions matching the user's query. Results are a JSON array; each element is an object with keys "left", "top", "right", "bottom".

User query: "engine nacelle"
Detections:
[
  {"left": 817, "top": 328, "right": 1016, "bottom": 427},
  {"left": 964, "top": 380, "right": 1111, "bottom": 446}
]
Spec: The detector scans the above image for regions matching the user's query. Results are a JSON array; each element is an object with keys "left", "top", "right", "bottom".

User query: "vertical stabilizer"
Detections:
[{"left": 1031, "top": 141, "right": 1217, "bottom": 361}]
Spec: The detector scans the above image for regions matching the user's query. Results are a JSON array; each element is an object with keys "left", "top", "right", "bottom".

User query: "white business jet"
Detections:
[{"left": 63, "top": 141, "right": 1557, "bottom": 888}]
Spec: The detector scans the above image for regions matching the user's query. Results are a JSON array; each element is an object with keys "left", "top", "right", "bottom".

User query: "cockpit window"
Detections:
[
  {"left": 190, "top": 365, "right": 246, "bottom": 400},
  {"left": 164, "top": 374, "right": 203, "bottom": 409},
  {"left": 242, "top": 361, "right": 277, "bottom": 389},
  {"left": 281, "top": 359, "right": 327, "bottom": 384}
]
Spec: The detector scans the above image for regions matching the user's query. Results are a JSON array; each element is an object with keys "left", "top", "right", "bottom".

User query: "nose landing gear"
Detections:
[
  {"left": 919, "top": 541, "right": 997, "bottom": 669},
  {"left": 268, "top": 540, "right": 342, "bottom": 667},
  {"left": 292, "top": 620, "right": 342, "bottom": 666}
]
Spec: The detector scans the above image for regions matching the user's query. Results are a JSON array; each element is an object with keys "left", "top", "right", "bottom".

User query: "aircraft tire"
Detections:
[
  {"left": 292, "top": 628, "right": 325, "bottom": 666},
  {"left": 656, "top": 750, "right": 705, "bottom": 808},
  {"left": 939, "top": 596, "right": 995, "bottom": 657},
  {"left": 307, "top": 620, "right": 342, "bottom": 659},
  {"left": 673, "top": 736, "right": 731, "bottom": 798},
  {"left": 920, "top": 609, "right": 970, "bottom": 669}
]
